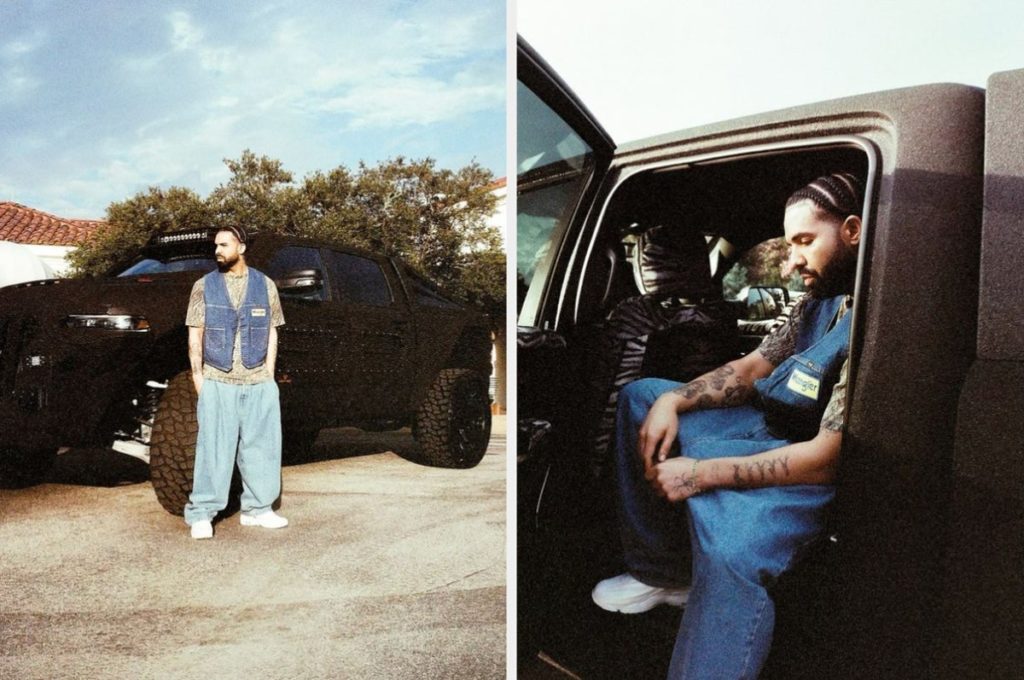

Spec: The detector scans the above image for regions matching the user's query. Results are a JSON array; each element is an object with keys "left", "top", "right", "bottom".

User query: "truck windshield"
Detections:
[{"left": 116, "top": 256, "right": 218, "bottom": 277}]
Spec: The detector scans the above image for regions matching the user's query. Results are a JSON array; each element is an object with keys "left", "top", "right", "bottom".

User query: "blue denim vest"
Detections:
[
  {"left": 753, "top": 295, "right": 850, "bottom": 440},
  {"left": 202, "top": 269, "right": 271, "bottom": 372}
]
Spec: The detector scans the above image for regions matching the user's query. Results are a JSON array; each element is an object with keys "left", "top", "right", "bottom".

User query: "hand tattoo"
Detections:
[{"left": 671, "top": 473, "right": 699, "bottom": 496}]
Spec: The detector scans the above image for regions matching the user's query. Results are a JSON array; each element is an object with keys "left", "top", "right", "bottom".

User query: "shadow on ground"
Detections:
[{"left": 41, "top": 426, "right": 503, "bottom": 489}]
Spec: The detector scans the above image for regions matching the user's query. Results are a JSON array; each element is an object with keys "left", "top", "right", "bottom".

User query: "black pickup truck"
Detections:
[
  {"left": 0, "top": 230, "right": 493, "bottom": 513},
  {"left": 517, "top": 36, "right": 1024, "bottom": 680}
]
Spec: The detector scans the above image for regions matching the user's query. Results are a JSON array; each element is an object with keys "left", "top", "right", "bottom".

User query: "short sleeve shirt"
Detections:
[
  {"left": 186, "top": 269, "right": 285, "bottom": 384},
  {"left": 757, "top": 295, "right": 852, "bottom": 432}
]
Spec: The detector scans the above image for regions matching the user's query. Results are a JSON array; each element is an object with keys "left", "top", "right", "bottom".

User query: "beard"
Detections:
[
  {"left": 216, "top": 253, "right": 239, "bottom": 272},
  {"left": 801, "top": 243, "right": 858, "bottom": 298}
]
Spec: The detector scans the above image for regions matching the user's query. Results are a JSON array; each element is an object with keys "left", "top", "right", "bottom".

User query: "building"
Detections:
[{"left": 0, "top": 202, "right": 104, "bottom": 285}]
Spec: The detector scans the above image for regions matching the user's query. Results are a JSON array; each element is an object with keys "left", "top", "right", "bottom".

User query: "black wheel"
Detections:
[
  {"left": 0, "top": 447, "right": 57, "bottom": 489},
  {"left": 149, "top": 371, "right": 199, "bottom": 515},
  {"left": 414, "top": 368, "right": 491, "bottom": 468}
]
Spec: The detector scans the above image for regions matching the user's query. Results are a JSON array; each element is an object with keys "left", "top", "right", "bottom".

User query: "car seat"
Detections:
[{"left": 585, "top": 223, "right": 739, "bottom": 469}]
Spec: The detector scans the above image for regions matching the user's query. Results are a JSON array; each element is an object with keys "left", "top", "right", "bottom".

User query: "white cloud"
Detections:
[
  {"left": 322, "top": 76, "right": 504, "bottom": 128},
  {"left": 169, "top": 11, "right": 202, "bottom": 51},
  {"left": 2, "top": 66, "right": 40, "bottom": 98},
  {"left": 2, "top": 29, "right": 47, "bottom": 59}
]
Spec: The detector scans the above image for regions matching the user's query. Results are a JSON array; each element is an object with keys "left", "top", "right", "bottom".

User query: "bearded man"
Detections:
[
  {"left": 592, "top": 173, "right": 864, "bottom": 679},
  {"left": 183, "top": 226, "right": 288, "bottom": 540}
]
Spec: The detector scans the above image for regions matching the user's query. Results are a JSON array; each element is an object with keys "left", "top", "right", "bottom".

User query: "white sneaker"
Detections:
[
  {"left": 190, "top": 520, "right": 213, "bottom": 540},
  {"left": 592, "top": 573, "right": 690, "bottom": 614},
  {"left": 240, "top": 510, "right": 289, "bottom": 529}
]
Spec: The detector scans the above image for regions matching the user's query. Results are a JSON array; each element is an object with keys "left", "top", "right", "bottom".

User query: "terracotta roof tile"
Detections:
[{"left": 0, "top": 202, "right": 105, "bottom": 246}]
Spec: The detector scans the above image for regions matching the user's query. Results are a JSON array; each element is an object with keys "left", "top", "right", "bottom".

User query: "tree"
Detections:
[
  {"left": 70, "top": 151, "right": 507, "bottom": 405},
  {"left": 68, "top": 186, "right": 209, "bottom": 275}
]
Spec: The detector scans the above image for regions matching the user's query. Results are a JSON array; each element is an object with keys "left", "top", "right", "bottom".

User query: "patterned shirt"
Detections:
[
  {"left": 185, "top": 268, "right": 285, "bottom": 385},
  {"left": 757, "top": 295, "right": 852, "bottom": 432}
]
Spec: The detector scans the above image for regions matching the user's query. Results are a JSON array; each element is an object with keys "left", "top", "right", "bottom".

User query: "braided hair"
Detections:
[
  {"left": 219, "top": 225, "right": 249, "bottom": 244},
  {"left": 786, "top": 172, "right": 863, "bottom": 220}
]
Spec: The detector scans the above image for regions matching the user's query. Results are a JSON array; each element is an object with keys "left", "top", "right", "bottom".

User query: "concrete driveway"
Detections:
[{"left": 0, "top": 419, "right": 506, "bottom": 680}]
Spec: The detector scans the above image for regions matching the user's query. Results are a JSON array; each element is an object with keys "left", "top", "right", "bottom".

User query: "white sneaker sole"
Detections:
[{"left": 592, "top": 587, "right": 689, "bottom": 614}]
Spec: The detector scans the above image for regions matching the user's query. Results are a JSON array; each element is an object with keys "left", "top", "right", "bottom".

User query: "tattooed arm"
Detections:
[
  {"left": 188, "top": 326, "right": 204, "bottom": 395},
  {"left": 639, "top": 350, "right": 776, "bottom": 471},
  {"left": 647, "top": 427, "right": 842, "bottom": 502}
]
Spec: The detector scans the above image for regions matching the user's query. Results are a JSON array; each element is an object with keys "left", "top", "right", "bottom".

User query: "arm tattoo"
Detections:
[
  {"left": 709, "top": 365, "right": 735, "bottom": 390},
  {"left": 673, "top": 365, "right": 751, "bottom": 410},
  {"left": 732, "top": 455, "right": 791, "bottom": 487},
  {"left": 674, "top": 379, "right": 708, "bottom": 399}
]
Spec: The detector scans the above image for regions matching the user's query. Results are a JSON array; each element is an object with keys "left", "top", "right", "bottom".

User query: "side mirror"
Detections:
[
  {"left": 746, "top": 287, "right": 779, "bottom": 321},
  {"left": 275, "top": 269, "right": 323, "bottom": 293}
]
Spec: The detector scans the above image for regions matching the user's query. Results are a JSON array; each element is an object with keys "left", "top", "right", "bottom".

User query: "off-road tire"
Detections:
[
  {"left": 414, "top": 368, "right": 491, "bottom": 468},
  {"left": 149, "top": 371, "right": 199, "bottom": 515},
  {"left": 0, "top": 447, "right": 57, "bottom": 489}
]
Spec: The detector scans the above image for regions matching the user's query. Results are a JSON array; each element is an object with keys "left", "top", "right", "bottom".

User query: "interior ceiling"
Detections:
[{"left": 603, "top": 146, "right": 869, "bottom": 256}]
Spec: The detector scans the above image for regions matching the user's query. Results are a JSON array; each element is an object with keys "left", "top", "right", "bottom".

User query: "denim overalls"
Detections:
[{"left": 612, "top": 294, "right": 850, "bottom": 680}]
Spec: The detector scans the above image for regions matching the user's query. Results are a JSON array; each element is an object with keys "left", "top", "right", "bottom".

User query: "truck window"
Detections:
[
  {"left": 117, "top": 257, "right": 217, "bottom": 276},
  {"left": 518, "top": 81, "right": 599, "bottom": 322},
  {"left": 264, "top": 246, "right": 327, "bottom": 302},
  {"left": 323, "top": 250, "right": 393, "bottom": 306},
  {"left": 404, "top": 270, "right": 461, "bottom": 309}
]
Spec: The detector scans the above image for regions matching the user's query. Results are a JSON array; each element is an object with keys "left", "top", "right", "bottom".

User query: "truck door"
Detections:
[
  {"left": 321, "top": 248, "right": 412, "bottom": 420},
  {"left": 940, "top": 68, "right": 1024, "bottom": 680},
  {"left": 262, "top": 244, "right": 338, "bottom": 423}
]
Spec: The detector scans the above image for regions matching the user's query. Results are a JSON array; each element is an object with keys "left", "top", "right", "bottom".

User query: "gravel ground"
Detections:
[{"left": 0, "top": 420, "right": 507, "bottom": 680}]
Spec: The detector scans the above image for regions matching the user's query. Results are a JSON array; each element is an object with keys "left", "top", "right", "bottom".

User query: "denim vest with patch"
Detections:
[
  {"left": 754, "top": 295, "right": 851, "bottom": 441},
  {"left": 202, "top": 269, "right": 271, "bottom": 372}
]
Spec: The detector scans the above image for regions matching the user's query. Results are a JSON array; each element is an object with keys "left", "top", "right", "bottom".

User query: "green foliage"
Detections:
[
  {"left": 68, "top": 186, "right": 210, "bottom": 276},
  {"left": 70, "top": 151, "right": 506, "bottom": 325},
  {"left": 721, "top": 237, "right": 804, "bottom": 299}
]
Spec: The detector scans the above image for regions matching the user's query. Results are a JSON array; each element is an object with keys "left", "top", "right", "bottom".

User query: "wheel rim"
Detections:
[{"left": 451, "top": 379, "right": 490, "bottom": 465}]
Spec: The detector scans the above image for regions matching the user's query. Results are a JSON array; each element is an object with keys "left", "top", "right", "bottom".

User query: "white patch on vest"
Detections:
[
  {"left": 786, "top": 368, "right": 820, "bottom": 400},
  {"left": 251, "top": 308, "right": 267, "bottom": 317}
]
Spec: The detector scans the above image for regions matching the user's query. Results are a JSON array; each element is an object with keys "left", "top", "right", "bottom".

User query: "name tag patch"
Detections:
[
  {"left": 786, "top": 369, "right": 820, "bottom": 400},
  {"left": 251, "top": 308, "right": 267, "bottom": 317}
]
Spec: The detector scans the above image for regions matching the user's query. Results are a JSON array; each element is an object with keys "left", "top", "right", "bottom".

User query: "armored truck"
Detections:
[{"left": 0, "top": 229, "right": 493, "bottom": 514}]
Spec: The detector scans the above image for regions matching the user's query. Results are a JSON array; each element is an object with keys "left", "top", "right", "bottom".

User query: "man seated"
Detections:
[{"left": 591, "top": 173, "right": 863, "bottom": 679}]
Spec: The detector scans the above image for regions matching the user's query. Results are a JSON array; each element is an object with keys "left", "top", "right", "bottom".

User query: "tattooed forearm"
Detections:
[
  {"left": 731, "top": 455, "right": 791, "bottom": 487},
  {"left": 722, "top": 383, "right": 750, "bottom": 406},
  {"left": 709, "top": 365, "right": 735, "bottom": 390},
  {"left": 674, "top": 379, "right": 708, "bottom": 399},
  {"left": 672, "top": 363, "right": 752, "bottom": 410}
]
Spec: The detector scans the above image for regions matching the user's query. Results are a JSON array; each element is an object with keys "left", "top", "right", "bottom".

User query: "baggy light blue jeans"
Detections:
[
  {"left": 614, "top": 378, "right": 834, "bottom": 680},
  {"left": 184, "top": 379, "right": 283, "bottom": 525}
]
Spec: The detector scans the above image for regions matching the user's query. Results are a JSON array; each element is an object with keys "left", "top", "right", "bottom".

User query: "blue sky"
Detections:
[
  {"left": 519, "top": 0, "right": 1024, "bottom": 144},
  {"left": 0, "top": 0, "right": 506, "bottom": 218}
]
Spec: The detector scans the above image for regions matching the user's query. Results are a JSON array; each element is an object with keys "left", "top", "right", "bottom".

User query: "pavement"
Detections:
[{"left": 0, "top": 417, "right": 507, "bottom": 680}]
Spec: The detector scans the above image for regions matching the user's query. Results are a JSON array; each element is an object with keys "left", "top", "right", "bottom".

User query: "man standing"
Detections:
[
  {"left": 592, "top": 173, "right": 863, "bottom": 678},
  {"left": 184, "top": 225, "right": 288, "bottom": 540}
]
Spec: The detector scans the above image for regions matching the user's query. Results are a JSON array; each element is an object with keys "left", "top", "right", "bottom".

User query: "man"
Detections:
[
  {"left": 592, "top": 173, "right": 863, "bottom": 678},
  {"left": 184, "top": 225, "right": 288, "bottom": 540}
]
